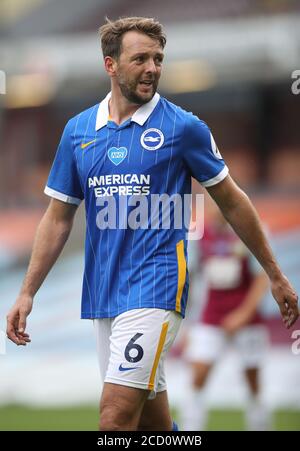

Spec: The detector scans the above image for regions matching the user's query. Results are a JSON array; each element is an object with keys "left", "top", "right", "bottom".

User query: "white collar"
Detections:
[{"left": 95, "top": 92, "right": 160, "bottom": 131}]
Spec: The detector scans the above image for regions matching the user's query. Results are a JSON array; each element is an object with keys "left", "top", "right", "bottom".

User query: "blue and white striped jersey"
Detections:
[{"left": 45, "top": 93, "right": 228, "bottom": 318}]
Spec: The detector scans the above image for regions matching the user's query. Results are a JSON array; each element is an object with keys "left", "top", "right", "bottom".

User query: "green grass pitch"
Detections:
[{"left": 0, "top": 406, "right": 299, "bottom": 431}]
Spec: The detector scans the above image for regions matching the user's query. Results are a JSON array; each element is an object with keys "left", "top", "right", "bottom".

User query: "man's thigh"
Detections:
[
  {"left": 98, "top": 308, "right": 182, "bottom": 397},
  {"left": 138, "top": 390, "right": 173, "bottom": 431},
  {"left": 94, "top": 317, "right": 113, "bottom": 383},
  {"left": 100, "top": 382, "right": 149, "bottom": 430}
]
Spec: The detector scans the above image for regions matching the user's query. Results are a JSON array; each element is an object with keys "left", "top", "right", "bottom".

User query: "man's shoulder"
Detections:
[
  {"left": 161, "top": 96, "right": 208, "bottom": 129},
  {"left": 161, "top": 96, "right": 190, "bottom": 119}
]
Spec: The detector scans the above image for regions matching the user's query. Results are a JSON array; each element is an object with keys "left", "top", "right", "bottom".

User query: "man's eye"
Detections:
[{"left": 136, "top": 56, "right": 144, "bottom": 63}]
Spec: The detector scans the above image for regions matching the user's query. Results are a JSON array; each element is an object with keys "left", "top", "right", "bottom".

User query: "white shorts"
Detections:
[
  {"left": 185, "top": 323, "right": 269, "bottom": 369},
  {"left": 94, "top": 308, "right": 182, "bottom": 399}
]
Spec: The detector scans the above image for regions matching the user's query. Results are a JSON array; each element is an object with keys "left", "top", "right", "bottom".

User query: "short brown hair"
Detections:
[{"left": 99, "top": 17, "right": 166, "bottom": 60}]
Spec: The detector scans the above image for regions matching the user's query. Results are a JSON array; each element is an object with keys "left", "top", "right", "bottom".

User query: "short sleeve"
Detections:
[
  {"left": 44, "top": 120, "right": 84, "bottom": 205},
  {"left": 183, "top": 114, "right": 228, "bottom": 187}
]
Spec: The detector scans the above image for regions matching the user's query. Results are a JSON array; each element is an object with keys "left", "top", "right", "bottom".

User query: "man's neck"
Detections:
[{"left": 109, "top": 89, "right": 141, "bottom": 126}]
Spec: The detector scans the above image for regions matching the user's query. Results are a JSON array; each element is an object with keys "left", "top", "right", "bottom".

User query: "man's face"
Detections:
[{"left": 114, "top": 31, "right": 164, "bottom": 105}]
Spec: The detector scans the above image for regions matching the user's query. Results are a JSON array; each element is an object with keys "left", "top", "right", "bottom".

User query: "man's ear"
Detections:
[{"left": 104, "top": 56, "right": 117, "bottom": 76}]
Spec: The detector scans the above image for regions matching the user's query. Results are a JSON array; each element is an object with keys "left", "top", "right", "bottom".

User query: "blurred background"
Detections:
[{"left": 0, "top": 0, "right": 299, "bottom": 430}]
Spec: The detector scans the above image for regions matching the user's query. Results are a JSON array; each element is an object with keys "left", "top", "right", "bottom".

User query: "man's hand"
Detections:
[
  {"left": 271, "top": 274, "right": 299, "bottom": 328},
  {"left": 5, "top": 199, "right": 77, "bottom": 347},
  {"left": 6, "top": 295, "right": 33, "bottom": 345},
  {"left": 221, "top": 308, "right": 252, "bottom": 335}
]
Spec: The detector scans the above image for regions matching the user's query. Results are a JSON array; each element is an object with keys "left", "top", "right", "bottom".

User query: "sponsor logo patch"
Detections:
[
  {"left": 141, "top": 128, "right": 164, "bottom": 151},
  {"left": 118, "top": 364, "right": 141, "bottom": 372},
  {"left": 108, "top": 147, "right": 128, "bottom": 165}
]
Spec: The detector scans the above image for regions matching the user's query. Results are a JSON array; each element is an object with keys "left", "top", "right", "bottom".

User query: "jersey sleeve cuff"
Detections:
[
  {"left": 201, "top": 166, "right": 229, "bottom": 187},
  {"left": 44, "top": 186, "right": 82, "bottom": 205}
]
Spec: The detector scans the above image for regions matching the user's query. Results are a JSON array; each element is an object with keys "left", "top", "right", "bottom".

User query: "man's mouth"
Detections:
[{"left": 139, "top": 80, "right": 154, "bottom": 86}]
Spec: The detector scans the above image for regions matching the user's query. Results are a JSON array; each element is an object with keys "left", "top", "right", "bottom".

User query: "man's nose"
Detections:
[{"left": 145, "top": 58, "right": 157, "bottom": 73}]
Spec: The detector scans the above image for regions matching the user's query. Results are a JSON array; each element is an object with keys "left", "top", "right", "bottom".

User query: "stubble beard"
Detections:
[{"left": 117, "top": 74, "right": 158, "bottom": 105}]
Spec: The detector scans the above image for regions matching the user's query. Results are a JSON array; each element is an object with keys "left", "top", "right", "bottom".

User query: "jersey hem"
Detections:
[{"left": 81, "top": 303, "right": 185, "bottom": 319}]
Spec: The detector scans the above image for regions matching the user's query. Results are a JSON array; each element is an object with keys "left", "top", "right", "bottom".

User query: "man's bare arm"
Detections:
[
  {"left": 6, "top": 198, "right": 78, "bottom": 345},
  {"left": 207, "top": 175, "right": 299, "bottom": 328},
  {"left": 221, "top": 271, "right": 269, "bottom": 334}
]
